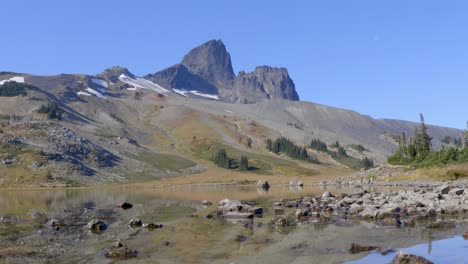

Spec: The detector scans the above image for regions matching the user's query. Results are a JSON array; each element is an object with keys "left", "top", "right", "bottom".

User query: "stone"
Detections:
[
  {"left": 275, "top": 217, "right": 288, "bottom": 228},
  {"left": 201, "top": 200, "right": 213, "bottom": 206},
  {"left": 223, "top": 212, "right": 254, "bottom": 219},
  {"left": 86, "top": 219, "right": 107, "bottom": 234},
  {"left": 322, "top": 191, "right": 335, "bottom": 198},
  {"left": 348, "top": 243, "right": 380, "bottom": 254},
  {"left": 128, "top": 219, "right": 143, "bottom": 228},
  {"left": 391, "top": 251, "right": 433, "bottom": 264},
  {"left": 448, "top": 188, "right": 464, "bottom": 196},
  {"left": 257, "top": 180, "right": 270, "bottom": 189},
  {"left": 435, "top": 185, "right": 450, "bottom": 195},
  {"left": 289, "top": 179, "right": 304, "bottom": 187},
  {"left": 44, "top": 219, "right": 65, "bottom": 229},
  {"left": 463, "top": 231, "right": 468, "bottom": 240},
  {"left": 274, "top": 206, "right": 285, "bottom": 215},
  {"left": 118, "top": 202, "right": 133, "bottom": 210}
]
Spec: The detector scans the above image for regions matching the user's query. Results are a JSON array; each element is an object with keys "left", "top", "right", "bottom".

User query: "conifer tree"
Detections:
[{"left": 239, "top": 155, "right": 249, "bottom": 171}]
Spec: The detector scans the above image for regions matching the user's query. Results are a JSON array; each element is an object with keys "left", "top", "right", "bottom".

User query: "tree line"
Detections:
[
  {"left": 266, "top": 136, "right": 317, "bottom": 163},
  {"left": 212, "top": 148, "right": 249, "bottom": 171},
  {"left": 38, "top": 102, "right": 64, "bottom": 120},
  {"left": 0, "top": 81, "right": 30, "bottom": 97},
  {"left": 388, "top": 114, "right": 468, "bottom": 166}
]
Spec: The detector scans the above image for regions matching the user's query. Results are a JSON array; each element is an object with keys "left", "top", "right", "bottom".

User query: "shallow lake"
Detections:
[{"left": 0, "top": 185, "right": 466, "bottom": 263}]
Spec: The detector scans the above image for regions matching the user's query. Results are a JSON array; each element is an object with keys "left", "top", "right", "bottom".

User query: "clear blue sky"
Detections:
[{"left": 1, "top": 0, "right": 467, "bottom": 129}]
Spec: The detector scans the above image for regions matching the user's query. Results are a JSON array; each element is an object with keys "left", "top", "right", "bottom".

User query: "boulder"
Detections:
[
  {"left": 448, "top": 188, "right": 464, "bottom": 196},
  {"left": 435, "top": 185, "right": 450, "bottom": 195},
  {"left": 463, "top": 231, "right": 468, "bottom": 239},
  {"left": 201, "top": 200, "right": 213, "bottom": 206},
  {"left": 44, "top": 219, "right": 65, "bottom": 229},
  {"left": 257, "top": 180, "right": 270, "bottom": 189},
  {"left": 289, "top": 179, "right": 304, "bottom": 187},
  {"left": 223, "top": 212, "right": 254, "bottom": 219},
  {"left": 322, "top": 191, "right": 335, "bottom": 198},
  {"left": 104, "top": 240, "right": 138, "bottom": 259},
  {"left": 128, "top": 219, "right": 143, "bottom": 228},
  {"left": 86, "top": 219, "right": 107, "bottom": 234},
  {"left": 118, "top": 202, "right": 133, "bottom": 210},
  {"left": 391, "top": 251, "right": 433, "bottom": 264}
]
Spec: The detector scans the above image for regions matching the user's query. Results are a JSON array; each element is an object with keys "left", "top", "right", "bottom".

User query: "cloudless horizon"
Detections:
[{"left": 1, "top": 0, "right": 467, "bottom": 129}]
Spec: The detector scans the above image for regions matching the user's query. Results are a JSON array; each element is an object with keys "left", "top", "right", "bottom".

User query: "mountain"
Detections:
[
  {"left": 0, "top": 42, "right": 465, "bottom": 187},
  {"left": 233, "top": 66, "right": 299, "bottom": 103},
  {"left": 145, "top": 39, "right": 300, "bottom": 103}
]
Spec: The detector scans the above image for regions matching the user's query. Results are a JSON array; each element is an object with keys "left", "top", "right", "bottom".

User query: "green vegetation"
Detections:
[
  {"left": 38, "top": 102, "right": 64, "bottom": 120},
  {"left": 212, "top": 148, "right": 231, "bottom": 169},
  {"left": 361, "top": 156, "right": 374, "bottom": 170},
  {"left": 310, "top": 138, "right": 365, "bottom": 169},
  {"left": 310, "top": 138, "right": 328, "bottom": 152},
  {"left": 350, "top": 144, "right": 366, "bottom": 152},
  {"left": 191, "top": 139, "right": 317, "bottom": 176},
  {"left": 239, "top": 155, "right": 249, "bottom": 171},
  {"left": 266, "top": 137, "right": 318, "bottom": 163},
  {"left": 388, "top": 114, "right": 468, "bottom": 167},
  {"left": 131, "top": 150, "right": 197, "bottom": 171},
  {"left": 0, "top": 81, "right": 30, "bottom": 97}
]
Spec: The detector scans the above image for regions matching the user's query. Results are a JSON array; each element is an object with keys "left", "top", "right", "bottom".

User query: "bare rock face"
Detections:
[
  {"left": 146, "top": 39, "right": 300, "bottom": 103},
  {"left": 181, "top": 39, "right": 235, "bottom": 91},
  {"left": 234, "top": 66, "right": 299, "bottom": 103},
  {"left": 146, "top": 64, "right": 219, "bottom": 95}
]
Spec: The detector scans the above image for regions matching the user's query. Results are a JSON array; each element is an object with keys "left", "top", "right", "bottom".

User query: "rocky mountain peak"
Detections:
[
  {"left": 97, "top": 66, "right": 134, "bottom": 83},
  {"left": 181, "top": 39, "right": 235, "bottom": 89}
]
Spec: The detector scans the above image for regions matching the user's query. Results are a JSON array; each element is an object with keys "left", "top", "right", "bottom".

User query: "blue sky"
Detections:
[{"left": 1, "top": 0, "right": 467, "bottom": 129}]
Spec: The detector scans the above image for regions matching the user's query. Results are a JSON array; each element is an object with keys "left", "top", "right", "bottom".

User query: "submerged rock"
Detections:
[
  {"left": 391, "top": 251, "right": 433, "bottom": 264},
  {"left": 463, "top": 231, "right": 468, "bottom": 239},
  {"left": 348, "top": 243, "right": 380, "bottom": 254},
  {"left": 104, "top": 240, "right": 138, "bottom": 259}
]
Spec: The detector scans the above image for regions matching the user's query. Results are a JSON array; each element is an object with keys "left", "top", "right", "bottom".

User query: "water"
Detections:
[{"left": 0, "top": 185, "right": 465, "bottom": 263}]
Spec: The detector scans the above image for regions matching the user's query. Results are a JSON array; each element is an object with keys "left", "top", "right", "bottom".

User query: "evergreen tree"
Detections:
[
  {"left": 361, "top": 156, "right": 374, "bottom": 170},
  {"left": 464, "top": 121, "right": 468, "bottom": 148},
  {"left": 213, "top": 148, "right": 230, "bottom": 169},
  {"left": 310, "top": 138, "right": 328, "bottom": 152},
  {"left": 239, "top": 155, "right": 249, "bottom": 171}
]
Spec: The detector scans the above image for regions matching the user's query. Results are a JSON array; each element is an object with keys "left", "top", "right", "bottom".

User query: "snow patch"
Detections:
[
  {"left": 118, "top": 74, "right": 169, "bottom": 94},
  {"left": 77, "top": 91, "right": 92, "bottom": 96},
  {"left": 173, "top": 89, "right": 189, "bottom": 97},
  {"left": 91, "top": 78, "right": 108, "bottom": 88},
  {"left": 224, "top": 110, "right": 234, "bottom": 113},
  {"left": 190, "top": 90, "right": 219, "bottom": 100},
  {"left": 85, "top": 88, "right": 106, "bottom": 99},
  {"left": 126, "top": 87, "right": 137, "bottom": 91},
  {"left": 0, "top": 76, "right": 25, "bottom": 85}
]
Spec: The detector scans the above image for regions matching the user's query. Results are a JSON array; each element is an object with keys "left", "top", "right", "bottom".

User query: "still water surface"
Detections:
[{"left": 0, "top": 185, "right": 465, "bottom": 263}]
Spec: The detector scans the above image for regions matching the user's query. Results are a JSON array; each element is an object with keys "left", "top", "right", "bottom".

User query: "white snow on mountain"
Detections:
[
  {"left": 77, "top": 91, "right": 92, "bottom": 96},
  {"left": 0, "top": 76, "right": 25, "bottom": 85},
  {"left": 91, "top": 78, "right": 108, "bottom": 88},
  {"left": 85, "top": 88, "right": 106, "bottom": 99},
  {"left": 190, "top": 90, "right": 219, "bottom": 100},
  {"left": 173, "top": 89, "right": 189, "bottom": 97},
  {"left": 118, "top": 74, "right": 170, "bottom": 94}
]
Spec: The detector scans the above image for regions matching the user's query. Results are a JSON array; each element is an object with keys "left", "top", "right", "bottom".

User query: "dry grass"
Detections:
[{"left": 390, "top": 163, "right": 468, "bottom": 181}]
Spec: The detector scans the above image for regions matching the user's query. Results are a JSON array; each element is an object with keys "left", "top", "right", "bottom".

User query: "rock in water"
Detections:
[
  {"left": 257, "top": 180, "right": 270, "bottom": 189},
  {"left": 86, "top": 219, "right": 107, "bottom": 234},
  {"left": 128, "top": 219, "right": 143, "bottom": 228},
  {"left": 289, "top": 179, "right": 304, "bottom": 187},
  {"left": 201, "top": 200, "right": 213, "bottom": 206},
  {"left": 118, "top": 202, "right": 133, "bottom": 210},
  {"left": 391, "top": 251, "right": 433, "bottom": 264},
  {"left": 348, "top": 243, "right": 380, "bottom": 254}
]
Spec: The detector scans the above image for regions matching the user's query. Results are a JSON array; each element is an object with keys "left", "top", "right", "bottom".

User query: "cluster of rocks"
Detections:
[
  {"left": 103, "top": 240, "right": 138, "bottom": 259},
  {"left": 271, "top": 185, "right": 467, "bottom": 228},
  {"left": 128, "top": 218, "right": 164, "bottom": 230},
  {"left": 217, "top": 198, "right": 264, "bottom": 223}
]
